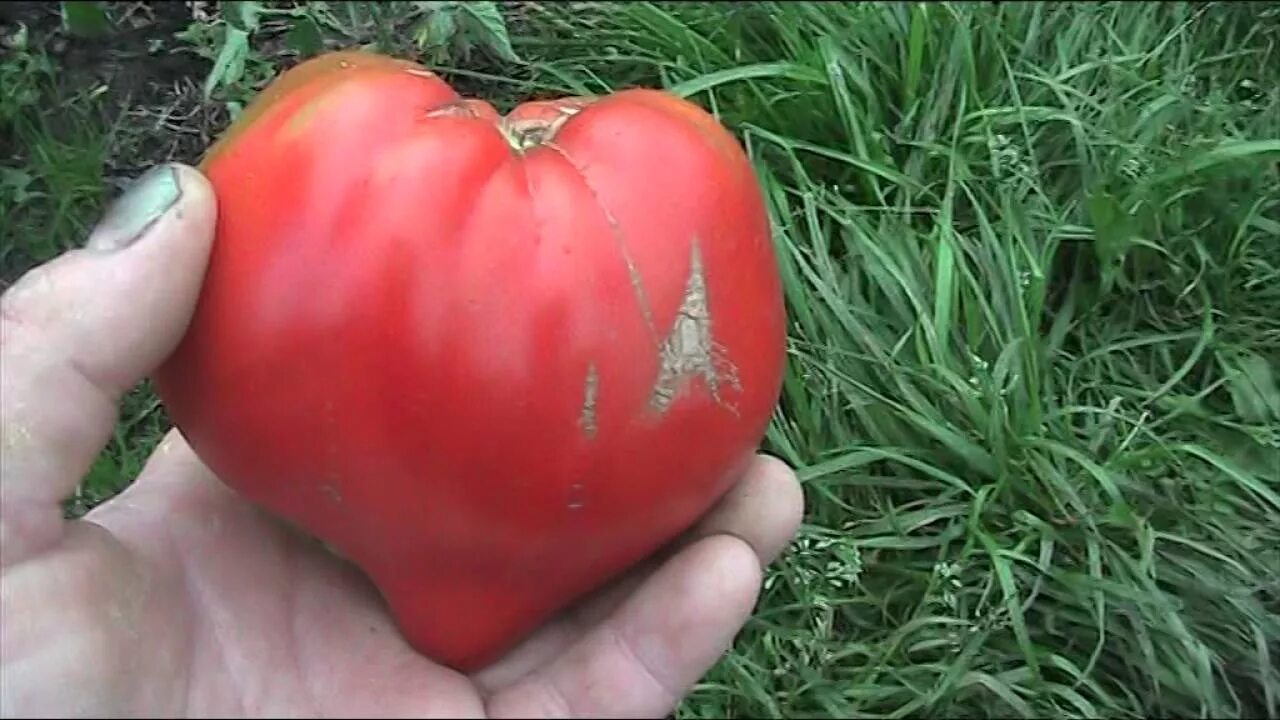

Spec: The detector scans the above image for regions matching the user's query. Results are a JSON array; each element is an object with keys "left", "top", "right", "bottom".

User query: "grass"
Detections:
[{"left": 3, "top": 1, "right": 1279, "bottom": 717}]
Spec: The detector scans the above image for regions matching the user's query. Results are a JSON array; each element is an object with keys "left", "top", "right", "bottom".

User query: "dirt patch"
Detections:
[
  {"left": 3, "top": 2, "right": 211, "bottom": 117},
  {"left": 2, "top": 2, "right": 226, "bottom": 173},
  {"left": 2, "top": 1, "right": 536, "bottom": 177}
]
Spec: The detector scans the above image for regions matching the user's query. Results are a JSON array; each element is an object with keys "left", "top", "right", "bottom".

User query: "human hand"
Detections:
[{"left": 0, "top": 164, "right": 805, "bottom": 718}]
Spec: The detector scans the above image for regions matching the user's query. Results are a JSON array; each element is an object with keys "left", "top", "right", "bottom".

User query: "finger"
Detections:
[
  {"left": 569, "top": 453, "right": 802, "bottom": 629},
  {"left": 485, "top": 534, "right": 761, "bottom": 719},
  {"left": 559, "top": 454, "right": 803, "bottom": 635},
  {"left": 0, "top": 164, "right": 216, "bottom": 567},
  {"left": 473, "top": 454, "right": 802, "bottom": 693},
  {"left": 683, "top": 454, "right": 804, "bottom": 567},
  {"left": 471, "top": 559, "right": 654, "bottom": 695}
]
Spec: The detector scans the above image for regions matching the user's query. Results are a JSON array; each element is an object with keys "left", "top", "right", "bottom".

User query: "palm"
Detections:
[{"left": 3, "top": 431, "right": 797, "bottom": 718}]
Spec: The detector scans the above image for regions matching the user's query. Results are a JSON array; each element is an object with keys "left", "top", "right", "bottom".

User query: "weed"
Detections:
[
  {"left": 2, "top": 2, "right": 1277, "bottom": 716},
  {"left": 509, "top": 2, "right": 1280, "bottom": 716}
]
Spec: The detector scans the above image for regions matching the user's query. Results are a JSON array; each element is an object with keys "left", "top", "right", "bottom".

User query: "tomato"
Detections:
[{"left": 154, "top": 50, "right": 787, "bottom": 671}]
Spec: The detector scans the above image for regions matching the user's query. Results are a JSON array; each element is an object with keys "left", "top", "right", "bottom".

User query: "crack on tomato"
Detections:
[
  {"left": 580, "top": 364, "right": 600, "bottom": 438},
  {"left": 425, "top": 101, "right": 481, "bottom": 119},
  {"left": 568, "top": 482, "right": 586, "bottom": 511},
  {"left": 403, "top": 67, "right": 440, "bottom": 80},
  {"left": 542, "top": 140, "right": 660, "bottom": 347},
  {"left": 424, "top": 99, "right": 501, "bottom": 124},
  {"left": 649, "top": 241, "right": 742, "bottom": 415}
]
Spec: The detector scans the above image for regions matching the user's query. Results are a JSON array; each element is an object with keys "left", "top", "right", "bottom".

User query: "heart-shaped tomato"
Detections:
[{"left": 154, "top": 51, "right": 787, "bottom": 671}]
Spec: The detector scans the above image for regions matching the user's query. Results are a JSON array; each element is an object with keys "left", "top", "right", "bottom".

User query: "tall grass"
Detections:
[
  {"left": 4, "top": 1, "right": 1276, "bottom": 716},
  {"left": 507, "top": 2, "right": 1280, "bottom": 717}
]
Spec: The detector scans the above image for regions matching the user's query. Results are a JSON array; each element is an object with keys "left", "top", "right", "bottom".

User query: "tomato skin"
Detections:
[{"left": 154, "top": 51, "right": 787, "bottom": 670}]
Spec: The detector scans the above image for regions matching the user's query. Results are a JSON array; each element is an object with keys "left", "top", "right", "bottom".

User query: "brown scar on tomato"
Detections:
[
  {"left": 403, "top": 67, "right": 440, "bottom": 80},
  {"left": 425, "top": 99, "right": 501, "bottom": 123},
  {"left": 320, "top": 484, "right": 343, "bottom": 504},
  {"left": 650, "top": 241, "right": 742, "bottom": 415},
  {"left": 580, "top": 364, "right": 599, "bottom": 438}
]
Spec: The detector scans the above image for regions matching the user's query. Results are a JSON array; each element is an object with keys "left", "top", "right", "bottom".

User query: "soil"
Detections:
[
  {"left": 1, "top": 1, "right": 537, "bottom": 177},
  {"left": 2, "top": 1, "right": 228, "bottom": 173},
  {"left": 2, "top": 2, "right": 210, "bottom": 100}
]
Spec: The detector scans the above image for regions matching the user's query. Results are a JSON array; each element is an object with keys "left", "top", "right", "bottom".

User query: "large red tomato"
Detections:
[{"left": 154, "top": 50, "right": 786, "bottom": 671}]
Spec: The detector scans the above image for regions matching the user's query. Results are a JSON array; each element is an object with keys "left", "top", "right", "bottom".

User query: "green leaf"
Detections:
[
  {"left": 61, "top": 1, "right": 110, "bottom": 38},
  {"left": 1086, "top": 191, "right": 1133, "bottom": 293},
  {"left": 668, "top": 62, "right": 825, "bottom": 99},
  {"left": 0, "top": 167, "right": 41, "bottom": 204},
  {"left": 223, "top": 0, "right": 263, "bottom": 33},
  {"left": 7, "top": 21, "right": 29, "bottom": 51},
  {"left": 285, "top": 16, "right": 324, "bottom": 57},
  {"left": 905, "top": 3, "right": 927, "bottom": 106},
  {"left": 459, "top": 1, "right": 520, "bottom": 62},
  {"left": 414, "top": 5, "right": 458, "bottom": 60},
  {"left": 1147, "top": 139, "right": 1280, "bottom": 188},
  {"left": 1220, "top": 350, "right": 1280, "bottom": 423},
  {"left": 204, "top": 25, "right": 250, "bottom": 100},
  {"left": 1177, "top": 443, "right": 1280, "bottom": 514}
]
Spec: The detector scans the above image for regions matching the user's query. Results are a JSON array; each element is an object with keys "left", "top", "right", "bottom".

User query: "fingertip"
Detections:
[
  {"left": 486, "top": 533, "right": 763, "bottom": 719},
  {"left": 691, "top": 453, "right": 806, "bottom": 568},
  {"left": 753, "top": 453, "right": 806, "bottom": 540},
  {"left": 0, "top": 162, "right": 220, "bottom": 564},
  {"left": 690, "top": 532, "right": 766, "bottom": 618},
  {"left": 125, "top": 163, "right": 217, "bottom": 262},
  {"left": 598, "top": 533, "right": 764, "bottom": 706},
  {"left": 170, "top": 163, "right": 218, "bottom": 227},
  {"left": 170, "top": 162, "right": 212, "bottom": 191}
]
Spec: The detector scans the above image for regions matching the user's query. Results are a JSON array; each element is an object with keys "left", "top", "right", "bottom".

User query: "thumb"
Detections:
[{"left": 0, "top": 163, "right": 216, "bottom": 566}]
